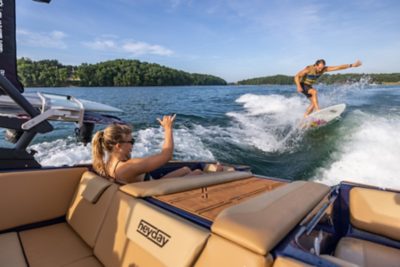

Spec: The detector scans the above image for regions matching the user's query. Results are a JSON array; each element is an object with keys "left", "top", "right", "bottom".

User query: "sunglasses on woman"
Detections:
[{"left": 120, "top": 138, "right": 135, "bottom": 145}]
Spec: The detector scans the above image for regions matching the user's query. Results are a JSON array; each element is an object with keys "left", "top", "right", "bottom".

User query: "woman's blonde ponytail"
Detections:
[{"left": 92, "top": 131, "right": 107, "bottom": 176}]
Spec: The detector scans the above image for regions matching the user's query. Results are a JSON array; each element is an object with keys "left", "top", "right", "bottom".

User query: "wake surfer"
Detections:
[{"left": 295, "top": 59, "right": 362, "bottom": 118}]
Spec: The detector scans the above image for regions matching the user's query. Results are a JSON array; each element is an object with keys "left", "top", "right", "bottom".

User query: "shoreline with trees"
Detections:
[
  {"left": 17, "top": 58, "right": 227, "bottom": 87},
  {"left": 237, "top": 73, "right": 400, "bottom": 86},
  {"left": 17, "top": 58, "right": 399, "bottom": 87}
]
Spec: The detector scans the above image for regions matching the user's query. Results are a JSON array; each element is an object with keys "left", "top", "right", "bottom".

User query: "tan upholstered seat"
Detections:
[
  {"left": 80, "top": 173, "right": 113, "bottom": 204},
  {"left": 63, "top": 256, "right": 103, "bottom": 267},
  {"left": 67, "top": 172, "right": 119, "bottom": 248},
  {"left": 0, "top": 167, "right": 88, "bottom": 231},
  {"left": 19, "top": 171, "right": 118, "bottom": 266},
  {"left": 195, "top": 234, "right": 274, "bottom": 267},
  {"left": 350, "top": 187, "right": 400, "bottom": 241},
  {"left": 126, "top": 199, "right": 210, "bottom": 266},
  {"left": 0, "top": 232, "right": 27, "bottom": 267},
  {"left": 94, "top": 190, "right": 211, "bottom": 267},
  {"left": 319, "top": 254, "right": 359, "bottom": 267},
  {"left": 272, "top": 255, "right": 358, "bottom": 267},
  {"left": 335, "top": 237, "right": 400, "bottom": 267},
  {"left": 272, "top": 257, "right": 313, "bottom": 267},
  {"left": 19, "top": 223, "right": 93, "bottom": 267},
  {"left": 120, "top": 171, "right": 253, "bottom": 197},
  {"left": 212, "top": 181, "right": 330, "bottom": 255}
]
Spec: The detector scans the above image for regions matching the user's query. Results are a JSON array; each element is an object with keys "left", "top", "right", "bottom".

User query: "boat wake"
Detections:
[
  {"left": 313, "top": 109, "right": 400, "bottom": 190},
  {"left": 226, "top": 93, "right": 309, "bottom": 153}
]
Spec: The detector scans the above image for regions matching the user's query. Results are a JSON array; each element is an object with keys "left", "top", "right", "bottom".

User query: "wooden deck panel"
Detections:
[{"left": 153, "top": 177, "right": 288, "bottom": 221}]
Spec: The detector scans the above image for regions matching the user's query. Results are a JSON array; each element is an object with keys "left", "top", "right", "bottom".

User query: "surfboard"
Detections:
[
  {"left": 0, "top": 91, "right": 128, "bottom": 127},
  {"left": 302, "top": 104, "right": 346, "bottom": 128},
  {"left": 0, "top": 92, "right": 123, "bottom": 113}
]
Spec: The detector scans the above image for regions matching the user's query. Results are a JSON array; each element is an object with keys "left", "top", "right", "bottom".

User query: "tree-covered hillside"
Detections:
[
  {"left": 17, "top": 58, "right": 227, "bottom": 87},
  {"left": 238, "top": 73, "right": 400, "bottom": 85}
]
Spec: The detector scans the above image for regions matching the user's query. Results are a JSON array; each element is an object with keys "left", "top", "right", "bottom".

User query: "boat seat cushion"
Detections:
[
  {"left": 80, "top": 172, "right": 113, "bottom": 204},
  {"left": 335, "top": 237, "right": 400, "bottom": 266},
  {"left": 212, "top": 181, "right": 330, "bottom": 255},
  {"left": 67, "top": 171, "right": 119, "bottom": 248},
  {"left": 0, "top": 167, "right": 88, "bottom": 231},
  {"left": 350, "top": 187, "right": 400, "bottom": 241},
  {"left": 319, "top": 255, "right": 359, "bottom": 267},
  {"left": 62, "top": 256, "right": 103, "bottom": 267},
  {"left": 195, "top": 234, "right": 273, "bottom": 267},
  {"left": 125, "top": 199, "right": 210, "bottom": 266},
  {"left": 94, "top": 191, "right": 210, "bottom": 267},
  {"left": 19, "top": 223, "right": 93, "bottom": 267},
  {"left": 0, "top": 232, "right": 27, "bottom": 267},
  {"left": 272, "top": 257, "right": 313, "bottom": 267},
  {"left": 120, "top": 171, "right": 253, "bottom": 197}
]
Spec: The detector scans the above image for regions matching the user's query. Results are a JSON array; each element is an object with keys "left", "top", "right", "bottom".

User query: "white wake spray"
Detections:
[
  {"left": 313, "top": 110, "right": 400, "bottom": 190},
  {"left": 30, "top": 126, "right": 215, "bottom": 167}
]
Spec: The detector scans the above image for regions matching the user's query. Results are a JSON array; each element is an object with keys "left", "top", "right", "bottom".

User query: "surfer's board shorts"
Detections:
[{"left": 300, "top": 83, "right": 313, "bottom": 98}]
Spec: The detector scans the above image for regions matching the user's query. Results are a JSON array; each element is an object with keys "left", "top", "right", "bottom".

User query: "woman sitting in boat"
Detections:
[{"left": 92, "top": 114, "right": 222, "bottom": 183}]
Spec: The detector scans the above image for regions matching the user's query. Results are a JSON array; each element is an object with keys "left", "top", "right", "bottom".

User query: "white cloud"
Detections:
[
  {"left": 170, "top": 0, "right": 181, "bottom": 8},
  {"left": 82, "top": 36, "right": 173, "bottom": 57},
  {"left": 101, "top": 34, "right": 119, "bottom": 39},
  {"left": 82, "top": 39, "right": 116, "bottom": 50},
  {"left": 123, "top": 41, "right": 173, "bottom": 56},
  {"left": 17, "top": 29, "right": 68, "bottom": 49}
]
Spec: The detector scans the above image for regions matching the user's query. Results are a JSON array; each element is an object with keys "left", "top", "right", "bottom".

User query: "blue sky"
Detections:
[{"left": 16, "top": 0, "right": 400, "bottom": 82}]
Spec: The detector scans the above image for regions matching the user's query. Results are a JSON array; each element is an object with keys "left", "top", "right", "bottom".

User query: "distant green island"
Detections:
[
  {"left": 17, "top": 58, "right": 400, "bottom": 87},
  {"left": 17, "top": 58, "right": 227, "bottom": 87},
  {"left": 237, "top": 73, "right": 400, "bottom": 85}
]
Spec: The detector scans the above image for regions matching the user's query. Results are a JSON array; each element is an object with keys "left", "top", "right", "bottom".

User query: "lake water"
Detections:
[{"left": 1, "top": 83, "right": 400, "bottom": 189}]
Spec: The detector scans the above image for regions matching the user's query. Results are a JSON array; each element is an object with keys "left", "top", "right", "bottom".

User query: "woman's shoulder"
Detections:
[{"left": 115, "top": 159, "right": 144, "bottom": 182}]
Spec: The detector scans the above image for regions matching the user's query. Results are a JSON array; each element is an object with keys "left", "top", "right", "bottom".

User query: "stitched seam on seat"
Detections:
[
  {"left": 60, "top": 255, "right": 98, "bottom": 267},
  {"left": 17, "top": 232, "right": 30, "bottom": 266}
]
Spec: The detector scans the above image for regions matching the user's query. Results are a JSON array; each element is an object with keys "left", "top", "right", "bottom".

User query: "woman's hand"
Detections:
[
  {"left": 353, "top": 60, "right": 362, "bottom": 67},
  {"left": 157, "top": 114, "right": 176, "bottom": 130}
]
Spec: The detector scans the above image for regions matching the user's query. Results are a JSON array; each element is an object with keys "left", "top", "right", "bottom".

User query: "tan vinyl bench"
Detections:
[
  {"left": 272, "top": 256, "right": 357, "bottom": 267},
  {"left": 93, "top": 192, "right": 211, "bottom": 266},
  {"left": 350, "top": 187, "right": 400, "bottom": 241},
  {"left": 120, "top": 170, "right": 253, "bottom": 197},
  {"left": 0, "top": 232, "right": 27, "bottom": 267},
  {"left": 195, "top": 181, "right": 330, "bottom": 267},
  {"left": 0, "top": 167, "right": 88, "bottom": 266},
  {"left": 0, "top": 167, "right": 88, "bottom": 232},
  {"left": 5, "top": 170, "right": 253, "bottom": 267},
  {"left": 18, "top": 171, "right": 118, "bottom": 267},
  {"left": 332, "top": 187, "right": 400, "bottom": 266},
  {"left": 92, "top": 171, "right": 253, "bottom": 266},
  {"left": 335, "top": 237, "right": 400, "bottom": 266}
]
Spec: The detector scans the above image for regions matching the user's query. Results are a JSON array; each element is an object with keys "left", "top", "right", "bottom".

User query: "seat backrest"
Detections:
[
  {"left": 194, "top": 234, "right": 274, "bottom": 267},
  {"left": 119, "top": 171, "right": 253, "bottom": 198},
  {"left": 94, "top": 191, "right": 211, "bottom": 267},
  {"left": 211, "top": 181, "right": 330, "bottom": 255},
  {"left": 67, "top": 171, "right": 119, "bottom": 248},
  {"left": 350, "top": 187, "right": 400, "bottom": 241},
  {"left": 0, "top": 167, "right": 88, "bottom": 231}
]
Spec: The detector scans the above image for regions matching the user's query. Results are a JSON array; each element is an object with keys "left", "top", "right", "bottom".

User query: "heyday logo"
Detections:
[{"left": 137, "top": 220, "right": 171, "bottom": 247}]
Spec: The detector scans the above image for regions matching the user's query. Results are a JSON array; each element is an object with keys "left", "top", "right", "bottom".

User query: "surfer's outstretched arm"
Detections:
[{"left": 324, "top": 60, "right": 362, "bottom": 72}]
